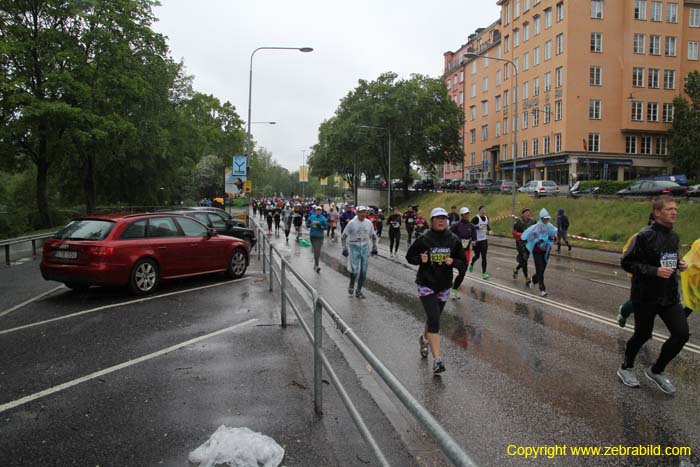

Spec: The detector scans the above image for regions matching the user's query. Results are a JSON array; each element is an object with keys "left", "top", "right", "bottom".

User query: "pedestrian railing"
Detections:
[
  {"left": 250, "top": 217, "right": 479, "bottom": 467},
  {"left": 0, "top": 233, "right": 55, "bottom": 266}
]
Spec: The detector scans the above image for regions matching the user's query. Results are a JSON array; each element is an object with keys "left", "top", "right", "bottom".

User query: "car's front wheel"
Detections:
[
  {"left": 226, "top": 248, "right": 248, "bottom": 279},
  {"left": 129, "top": 258, "right": 159, "bottom": 295}
]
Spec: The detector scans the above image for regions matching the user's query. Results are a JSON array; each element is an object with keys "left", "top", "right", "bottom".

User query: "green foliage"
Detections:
[
  {"left": 579, "top": 180, "right": 630, "bottom": 194},
  {"left": 669, "top": 71, "right": 700, "bottom": 179}
]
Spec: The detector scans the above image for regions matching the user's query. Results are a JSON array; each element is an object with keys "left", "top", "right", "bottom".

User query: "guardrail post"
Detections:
[
  {"left": 268, "top": 242, "right": 274, "bottom": 292},
  {"left": 31, "top": 239, "right": 37, "bottom": 257},
  {"left": 280, "top": 260, "right": 287, "bottom": 328},
  {"left": 261, "top": 235, "right": 266, "bottom": 274},
  {"left": 313, "top": 292, "right": 323, "bottom": 416},
  {"left": 4, "top": 245, "right": 9, "bottom": 266},
  {"left": 257, "top": 230, "right": 261, "bottom": 260}
]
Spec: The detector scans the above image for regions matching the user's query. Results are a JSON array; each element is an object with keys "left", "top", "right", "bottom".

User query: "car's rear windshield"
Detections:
[
  {"left": 542, "top": 181, "right": 557, "bottom": 186},
  {"left": 655, "top": 181, "right": 680, "bottom": 187},
  {"left": 53, "top": 219, "right": 115, "bottom": 241}
]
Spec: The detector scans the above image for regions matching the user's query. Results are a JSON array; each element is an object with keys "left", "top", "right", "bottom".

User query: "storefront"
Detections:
[
  {"left": 498, "top": 161, "right": 535, "bottom": 184},
  {"left": 543, "top": 157, "right": 570, "bottom": 186},
  {"left": 575, "top": 158, "right": 632, "bottom": 181}
]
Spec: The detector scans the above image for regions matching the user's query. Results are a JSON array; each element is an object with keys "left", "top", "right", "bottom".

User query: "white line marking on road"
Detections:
[
  {"left": 0, "top": 285, "right": 66, "bottom": 318},
  {"left": 589, "top": 279, "right": 631, "bottom": 290},
  {"left": 0, "top": 318, "right": 258, "bottom": 414},
  {"left": 0, "top": 276, "right": 254, "bottom": 336}
]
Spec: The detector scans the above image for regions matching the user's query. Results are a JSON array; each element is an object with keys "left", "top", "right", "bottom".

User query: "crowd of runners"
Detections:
[{"left": 251, "top": 196, "right": 698, "bottom": 388}]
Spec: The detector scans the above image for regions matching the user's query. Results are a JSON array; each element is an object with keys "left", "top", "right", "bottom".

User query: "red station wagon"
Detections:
[{"left": 41, "top": 213, "right": 249, "bottom": 294}]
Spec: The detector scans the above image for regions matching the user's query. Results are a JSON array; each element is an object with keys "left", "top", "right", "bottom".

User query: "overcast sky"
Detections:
[{"left": 153, "top": 1, "right": 500, "bottom": 172}]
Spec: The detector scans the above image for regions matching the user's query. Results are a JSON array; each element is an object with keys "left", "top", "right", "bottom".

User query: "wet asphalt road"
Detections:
[{"left": 254, "top": 217, "right": 700, "bottom": 467}]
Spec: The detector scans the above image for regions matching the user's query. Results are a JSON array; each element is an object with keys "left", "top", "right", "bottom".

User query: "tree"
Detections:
[{"left": 670, "top": 70, "right": 700, "bottom": 179}]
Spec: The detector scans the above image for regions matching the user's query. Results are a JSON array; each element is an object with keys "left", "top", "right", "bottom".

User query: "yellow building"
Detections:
[{"left": 442, "top": 0, "right": 700, "bottom": 185}]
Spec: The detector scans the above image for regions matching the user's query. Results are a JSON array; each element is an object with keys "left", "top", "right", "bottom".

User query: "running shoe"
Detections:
[
  {"left": 315, "top": 266, "right": 321, "bottom": 273},
  {"left": 451, "top": 289, "right": 460, "bottom": 300},
  {"left": 419, "top": 335, "right": 429, "bottom": 358},
  {"left": 540, "top": 290, "right": 548, "bottom": 297},
  {"left": 645, "top": 368, "right": 675, "bottom": 394},
  {"left": 468, "top": 264, "right": 474, "bottom": 273},
  {"left": 617, "top": 368, "right": 640, "bottom": 388},
  {"left": 348, "top": 287, "right": 354, "bottom": 296},
  {"left": 526, "top": 279, "right": 533, "bottom": 289},
  {"left": 433, "top": 358, "right": 446, "bottom": 374},
  {"left": 512, "top": 267, "right": 518, "bottom": 280},
  {"left": 616, "top": 305, "right": 627, "bottom": 328},
  {"left": 355, "top": 290, "right": 366, "bottom": 299},
  {"left": 482, "top": 272, "right": 489, "bottom": 279}
]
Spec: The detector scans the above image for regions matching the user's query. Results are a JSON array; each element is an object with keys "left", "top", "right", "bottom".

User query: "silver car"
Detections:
[{"left": 519, "top": 180, "right": 560, "bottom": 197}]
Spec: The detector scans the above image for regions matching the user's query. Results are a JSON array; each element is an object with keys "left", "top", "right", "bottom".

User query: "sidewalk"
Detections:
[{"left": 489, "top": 235, "right": 620, "bottom": 267}]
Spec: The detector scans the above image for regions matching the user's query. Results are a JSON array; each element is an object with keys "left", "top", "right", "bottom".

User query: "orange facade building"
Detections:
[{"left": 442, "top": 0, "right": 700, "bottom": 185}]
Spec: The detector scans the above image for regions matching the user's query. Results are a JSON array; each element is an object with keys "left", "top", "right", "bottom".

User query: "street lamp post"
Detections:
[
  {"left": 246, "top": 46, "right": 313, "bottom": 157},
  {"left": 464, "top": 52, "right": 518, "bottom": 215},
  {"left": 359, "top": 125, "right": 392, "bottom": 209}
]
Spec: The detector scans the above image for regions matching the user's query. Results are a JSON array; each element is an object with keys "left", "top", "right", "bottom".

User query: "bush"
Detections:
[{"left": 579, "top": 180, "right": 630, "bottom": 195}]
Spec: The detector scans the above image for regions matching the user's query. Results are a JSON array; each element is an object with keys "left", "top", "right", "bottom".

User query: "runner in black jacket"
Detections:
[
  {"left": 406, "top": 207, "right": 465, "bottom": 374},
  {"left": 449, "top": 207, "right": 477, "bottom": 299},
  {"left": 617, "top": 196, "right": 689, "bottom": 394}
]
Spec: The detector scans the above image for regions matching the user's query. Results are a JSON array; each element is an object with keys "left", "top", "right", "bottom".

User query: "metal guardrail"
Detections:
[
  {"left": 250, "top": 216, "right": 478, "bottom": 467},
  {"left": 0, "top": 233, "right": 54, "bottom": 266}
]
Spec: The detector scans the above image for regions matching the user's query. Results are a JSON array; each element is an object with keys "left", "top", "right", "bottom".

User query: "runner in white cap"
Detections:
[
  {"left": 342, "top": 206, "right": 378, "bottom": 299},
  {"left": 406, "top": 207, "right": 466, "bottom": 374}
]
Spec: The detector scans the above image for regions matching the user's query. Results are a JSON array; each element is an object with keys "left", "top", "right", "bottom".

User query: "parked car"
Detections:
[
  {"left": 40, "top": 213, "right": 249, "bottom": 294},
  {"left": 463, "top": 180, "right": 481, "bottom": 192},
  {"left": 437, "top": 180, "right": 452, "bottom": 191},
  {"left": 413, "top": 179, "right": 436, "bottom": 191},
  {"left": 446, "top": 179, "right": 466, "bottom": 191},
  {"left": 488, "top": 180, "right": 519, "bottom": 193},
  {"left": 475, "top": 179, "right": 494, "bottom": 192},
  {"left": 164, "top": 209, "right": 256, "bottom": 249},
  {"left": 616, "top": 180, "right": 688, "bottom": 197},
  {"left": 686, "top": 184, "right": 700, "bottom": 197},
  {"left": 391, "top": 180, "right": 406, "bottom": 190},
  {"left": 520, "top": 180, "right": 560, "bottom": 197}
]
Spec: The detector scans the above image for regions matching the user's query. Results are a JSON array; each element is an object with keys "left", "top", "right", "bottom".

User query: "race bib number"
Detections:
[
  {"left": 660, "top": 252, "right": 678, "bottom": 269},
  {"left": 461, "top": 240, "right": 470, "bottom": 249},
  {"left": 429, "top": 247, "right": 451, "bottom": 264},
  {"left": 408, "top": 218, "right": 414, "bottom": 223},
  {"left": 392, "top": 222, "right": 400, "bottom": 228}
]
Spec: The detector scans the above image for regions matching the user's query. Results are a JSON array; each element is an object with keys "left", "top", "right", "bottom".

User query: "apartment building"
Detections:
[{"left": 442, "top": 0, "right": 700, "bottom": 185}]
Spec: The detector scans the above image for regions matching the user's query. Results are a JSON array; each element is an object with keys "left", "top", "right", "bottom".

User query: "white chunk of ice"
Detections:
[{"left": 188, "top": 425, "right": 285, "bottom": 467}]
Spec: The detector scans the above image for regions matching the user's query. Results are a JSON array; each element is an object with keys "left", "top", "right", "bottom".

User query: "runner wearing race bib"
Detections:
[{"left": 449, "top": 207, "right": 477, "bottom": 299}]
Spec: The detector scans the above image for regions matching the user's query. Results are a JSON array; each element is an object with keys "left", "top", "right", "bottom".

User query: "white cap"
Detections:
[
  {"left": 430, "top": 207, "right": 449, "bottom": 218},
  {"left": 356, "top": 206, "right": 368, "bottom": 212},
  {"left": 459, "top": 207, "right": 470, "bottom": 215},
  {"left": 378, "top": 209, "right": 382, "bottom": 212}
]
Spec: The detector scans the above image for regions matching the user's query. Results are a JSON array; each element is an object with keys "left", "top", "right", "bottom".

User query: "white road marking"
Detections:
[
  {"left": 589, "top": 279, "right": 631, "bottom": 290},
  {"left": 0, "top": 276, "right": 253, "bottom": 336},
  {"left": 0, "top": 285, "right": 66, "bottom": 318},
  {"left": 0, "top": 318, "right": 258, "bottom": 414}
]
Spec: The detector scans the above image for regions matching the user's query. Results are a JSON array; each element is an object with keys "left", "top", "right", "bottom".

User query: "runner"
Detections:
[
  {"left": 617, "top": 212, "right": 656, "bottom": 327},
  {"left": 469, "top": 205, "right": 492, "bottom": 279},
  {"left": 282, "top": 204, "right": 293, "bottom": 243},
  {"left": 341, "top": 206, "right": 378, "bottom": 299},
  {"left": 327, "top": 207, "right": 339, "bottom": 242},
  {"left": 376, "top": 209, "right": 385, "bottom": 239},
  {"left": 447, "top": 205, "right": 459, "bottom": 226},
  {"left": 403, "top": 205, "right": 417, "bottom": 247},
  {"left": 617, "top": 196, "right": 689, "bottom": 394},
  {"left": 556, "top": 208, "right": 572, "bottom": 253},
  {"left": 387, "top": 208, "right": 402, "bottom": 257},
  {"left": 413, "top": 211, "right": 428, "bottom": 239},
  {"left": 406, "top": 208, "right": 466, "bottom": 374},
  {"left": 265, "top": 205, "right": 274, "bottom": 235},
  {"left": 340, "top": 204, "right": 355, "bottom": 234},
  {"left": 521, "top": 208, "right": 558, "bottom": 297},
  {"left": 512, "top": 208, "right": 536, "bottom": 287},
  {"left": 273, "top": 208, "right": 281, "bottom": 237},
  {"left": 292, "top": 206, "right": 304, "bottom": 241},
  {"left": 449, "top": 207, "right": 477, "bottom": 299},
  {"left": 306, "top": 206, "right": 329, "bottom": 273}
]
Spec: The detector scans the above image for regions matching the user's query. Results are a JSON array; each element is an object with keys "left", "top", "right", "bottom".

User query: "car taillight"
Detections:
[
  {"left": 661, "top": 189, "right": 671, "bottom": 194},
  {"left": 539, "top": 187, "right": 545, "bottom": 191},
  {"left": 89, "top": 246, "right": 115, "bottom": 256}
]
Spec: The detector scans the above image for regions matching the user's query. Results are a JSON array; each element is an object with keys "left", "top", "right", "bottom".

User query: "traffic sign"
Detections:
[{"left": 243, "top": 180, "right": 252, "bottom": 193}]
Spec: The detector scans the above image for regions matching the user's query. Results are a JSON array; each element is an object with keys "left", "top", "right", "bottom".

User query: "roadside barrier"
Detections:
[
  {"left": 0, "top": 233, "right": 54, "bottom": 266},
  {"left": 251, "top": 217, "right": 478, "bottom": 467}
]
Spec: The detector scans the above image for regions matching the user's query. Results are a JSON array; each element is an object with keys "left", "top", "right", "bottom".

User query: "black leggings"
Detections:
[
  {"left": 389, "top": 228, "right": 401, "bottom": 253},
  {"left": 406, "top": 226, "right": 414, "bottom": 245},
  {"left": 532, "top": 251, "right": 547, "bottom": 291},
  {"left": 420, "top": 293, "right": 448, "bottom": 333},
  {"left": 624, "top": 302, "right": 690, "bottom": 373},
  {"left": 471, "top": 240, "right": 488, "bottom": 272},
  {"left": 515, "top": 241, "right": 530, "bottom": 278},
  {"left": 266, "top": 218, "right": 273, "bottom": 230}
]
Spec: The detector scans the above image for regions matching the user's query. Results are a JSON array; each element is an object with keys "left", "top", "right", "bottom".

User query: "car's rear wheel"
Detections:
[
  {"left": 65, "top": 282, "right": 90, "bottom": 293},
  {"left": 129, "top": 258, "right": 159, "bottom": 295},
  {"left": 226, "top": 248, "right": 248, "bottom": 279}
]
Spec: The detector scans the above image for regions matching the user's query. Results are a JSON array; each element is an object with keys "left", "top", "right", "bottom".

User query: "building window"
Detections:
[
  {"left": 482, "top": 100, "right": 489, "bottom": 116},
  {"left": 649, "top": 35, "right": 661, "bottom": 55},
  {"left": 513, "top": 85, "right": 518, "bottom": 104},
  {"left": 647, "top": 102, "right": 658, "bottom": 122},
  {"left": 635, "top": 0, "right": 647, "bottom": 20},
  {"left": 483, "top": 55, "right": 489, "bottom": 68},
  {"left": 532, "top": 108, "right": 540, "bottom": 126},
  {"left": 632, "top": 67, "right": 645, "bottom": 87},
  {"left": 554, "top": 133, "right": 562, "bottom": 152},
  {"left": 591, "top": 32, "right": 603, "bottom": 52},
  {"left": 656, "top": 137, "right": 668, "bottom": 155},
  {"left": 544, "top": 135, "right": 551, "bottom": 154},
  {"left": 588, "top": 133, "right": 600, "bottom": 152},
  {"left": 589, "top": 99, "right": 601, "bottom": 119},
  {"left": 544, "top": 104, "right": 551, "bottom": 123},
  {"left": 556, "top": 2, "right": 564, "bottom": 21},
  {"left": 664, "top": 69, "right": 676, "bottom": 89},
  {"left": 472, "top": 60, "right": 477, "bottom": 75},
  {"left": 495, "top": 95, "right": 502, "bottom": 112},
  {"left": 446, "top": 78, "right": 451, "bottom": 91},
  {"left": 502, "top": 145, "right": 508, "bottom": 161},
  {"left": 504, "top": 1, "right": 511, "bottom": 24},
  {"left": 481, "top": 125, "right": 488, "bottom": 140},
  {"left": 556, "top": 33, "right": 564, "bottom": 55},
  {"left": 592, "top": 0, "right": 603, "bottom": 18},
  {"left": 690, "top": 8, "right": 700, "bottom": 27},
  {"left": 533, "top": 76, "right": 540, "bottom": 96},
  {"left": 504, "top": 35, "right": 510, "bottom": 52},
  {"left": 522, "top": 140, "right": 529, "bottom": 157},
  {"left": 626, "top": 135, "right": 638, "bottom": 154},
  {"left": 555, "top": 100, "right": 563, "bottom": 120},
  {"left": 648, "top": 68, "right": 660, "bottom": 88},
  {"left": 555, "top": 67, "right": 563, "bottom": 88},
  {"left": 513, "top": 58, "right": 519, "bottom": 76},
  {"left": 483, "top": 76, "right": 489, "bottom": 92},
  {"left": 515, "top": 0, "right": 521, "bottom": 17},
  {"left": 504, "top": 117, "right": 509, "bottom": 134},
  {"left": 470, "top": 129, "right": 476, "bottom": 143},
  {"left": 533, "top": 138, "right": 539, "bottom": 156},
  {"left": 666, "top": 3, "right": 678, "bottom": 23},
  {"left": 470, "top": 152, "right": 476, "bottom": 166},
  {"left": 523, "top": 23, "right": 530, "bottom": 42},
  {"left": 545, "top": 7, "right": 552, "bottom": 28},
  {"left": 689, "top": 41, "right": 699, "bottom": 60},
  {"left": 663, "top": 103, "right": 674, "bottom": 122},
  {"left": 523, "top": 52, "right": 530, "bottom": 70},
  {"left": 496, "top": 69, "right": 502, "bottom": 85},
  {"left": 534, "top": 46, "right": 541, "bottom": 65},
  {"left": 471, "top": 83, "right": 477, "bottom": 97},
  {"left": 453, "top": 76, "right": 458, "bottom": 89},
  {"left": 544, "top": 40, "right": 552, "bottom": 61},
  {"left": 459, "top": 92, "right": 464, "bottom": 106},
  {"left": 631, "top": 101, "right": 643, "bottom": 121},
  {"left": 522, "top": 111, "right": 528, "bottom": 129},
  {"left": 470, "top": 105, "right": 476, "bottom": 120},
  {"left": 665, "top": 36, "right": 677, "bottom": 56},
  {"left": 459, "top": 70, "right": 464, "bottom": 82},
  {"left": 523, "top": 81, "right": 529, "bottom": 99},
  {"left": 633, "top": 33, "right": 646, "bottom": 54},
  {"left": 641, "top": 136, "right": 652, "bottom": 154},
  {"left": 496, "top": 121, "right": 501, "bottom": 137},
  {"left": 524, "top": 0, "right": 530, "bottom": 12},
  {"left": 590, "top": 65, "right": 602, "bottom": 86},
  {"left": 534, "top": 15, "right": 541, "bottom": 34},
  {"left": 505, "top": 63, "right": 510, "bottom": 79},
  {"left": 504, "top": 89, "right": 509, "bottom": 107},
  {"left": 514, "top": 28, "right": 520, "bottom": 47},
  {"left": 544, "top": 72, "right": 551, "bottom": 92},
  {"left": 651, "top": 1, "right": 662, "bottom": 21}
]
